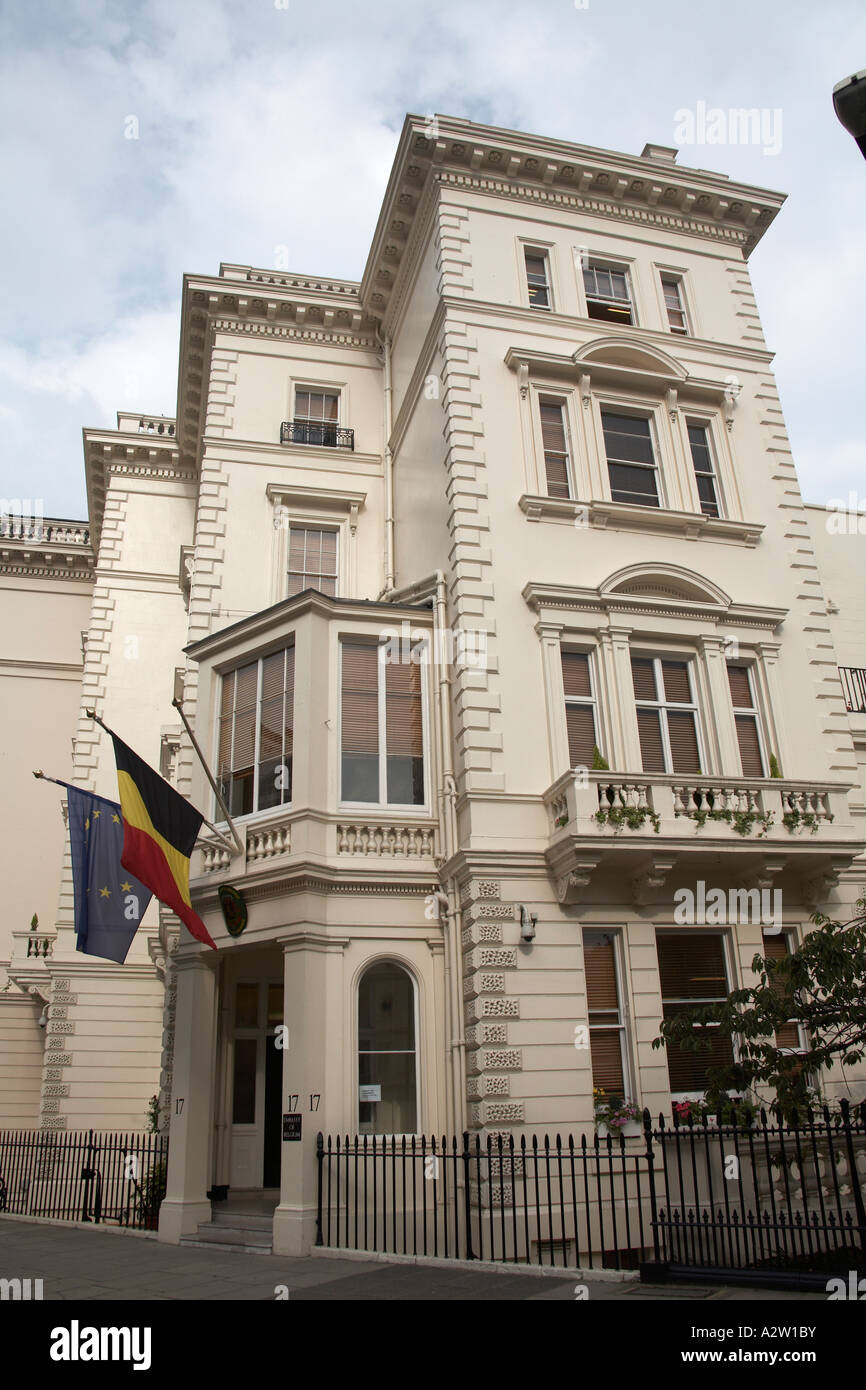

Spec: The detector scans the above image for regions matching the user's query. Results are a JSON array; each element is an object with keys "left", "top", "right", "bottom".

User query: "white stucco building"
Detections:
[{"left": 2, "top": 114, "right": 865, "bottom": 1255}]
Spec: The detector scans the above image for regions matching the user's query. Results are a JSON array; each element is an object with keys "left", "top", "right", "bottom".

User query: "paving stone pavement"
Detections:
[{"left": 0, "top": 1216, "right": 826, "bottom": 1301}]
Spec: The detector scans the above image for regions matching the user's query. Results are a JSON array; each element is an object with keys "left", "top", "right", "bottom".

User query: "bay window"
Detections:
[{"left": 341, "top": 641, "right": 425, "bottom": 806}]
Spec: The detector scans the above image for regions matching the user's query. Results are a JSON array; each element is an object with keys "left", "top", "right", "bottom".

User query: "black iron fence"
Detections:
[
  {"left": 839, "top": 665, "right": 866, "bottom": 713},
  {"left": 0, "top": 1130, "right": 168, "bottom": 1229},
  {"left": 316, "top": 1102, "right": 866, "bottom": 1284}
]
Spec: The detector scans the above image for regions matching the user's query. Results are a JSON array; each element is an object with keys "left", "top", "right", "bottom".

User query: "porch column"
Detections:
[
  {"left": 158, "top": 951, "right": 219, "bottom": 1243},
  {"left": 272, "top": 933, "right": 343, "bottom": 1256}
]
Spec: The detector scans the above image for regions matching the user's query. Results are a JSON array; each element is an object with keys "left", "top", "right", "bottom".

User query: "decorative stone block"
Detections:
[
  {"left": 47, "top": 1021, "right": 74, "bottom": 1034},
  {"left": 479, "top": 948, "right": 516, "bottom": 968},
  {"left": 483, "top": 1049, "right": 521, "bottom": 1070},
  {"left": 42, "top": 1084, "right": 69, "bottom": 1097},
  {"left": 45, "top": 1054, "right": 72, "bottom": 1068},
  {"left": 484, "top": 1102, "right": 523, "bottom": 1124},
  {"left": 484, "top": 1076, "right": 509, "bottom": 1096},
  {"left": 52, "top": 978, "right": 70, "bottom": 992},
  {"left": 40, "top": 1117, "right": 68, "bottom": 1130},
  {"left": 481, "top": 1023, "right": 508, "bottom": 1043},
  {"left": 480, "top": 998, "right": 518, "bottom": 1018},
  {"left": 51, "top": 993, "right": 78, "bottom": 1006}
]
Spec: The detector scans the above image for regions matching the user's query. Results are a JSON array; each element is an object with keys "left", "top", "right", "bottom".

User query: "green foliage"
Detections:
[
  {"left": 146, "top": 1094, "right": 162, "bottom": 1134},
  {"left": 769, "top": 753, "right": 782, "bottom": 779},
  {"left": 591, "top": 745, "right": 610, "bottom": 771},
  {"left": 782, "top": 810, "right": 826, "bottom": 834},
  {"left": 30, "top": 913, "right": 38, "bottom": 931},
  {"left": 653, "top": 902, "right": 866, "bottom": 1117},
  {"left": 689, "top": 806, "right": 774, "bottom": 837},
  {"left": 554, "top": 813, "right": 569, "bottom": 828},
  {"left": 594, "top": 804, "right": 661, "bottom": 834},
  {"left": 140, "top": 1159, "right": 167, "bottom": 1221}
]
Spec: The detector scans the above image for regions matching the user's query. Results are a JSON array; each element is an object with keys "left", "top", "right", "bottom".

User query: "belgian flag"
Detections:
[{"left": 111, "top": 733, "right": 217, "bottom": 950}]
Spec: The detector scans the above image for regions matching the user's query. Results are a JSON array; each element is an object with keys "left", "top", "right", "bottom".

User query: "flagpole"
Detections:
[
  {"left": 170, "top": 698, "right": 245, "bottom": 856},
  {"left": 83, "top": 709, "right": 242, "bottom": 856}
]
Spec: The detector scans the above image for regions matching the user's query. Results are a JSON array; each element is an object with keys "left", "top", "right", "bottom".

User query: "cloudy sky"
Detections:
[{"left": 1, "top": 0, "right": 864, "bottom": 518}]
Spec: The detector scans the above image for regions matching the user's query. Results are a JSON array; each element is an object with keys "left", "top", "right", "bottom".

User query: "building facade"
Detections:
[{"left": 2, "top": 114, "right": 865, "bottom": 1255}]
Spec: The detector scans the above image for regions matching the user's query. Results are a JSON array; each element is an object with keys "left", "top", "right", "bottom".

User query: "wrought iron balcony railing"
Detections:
[
  {"left": 839, "top": 665, "right": 866, "bottom": 713},
  {"left": 280, "top": 420, "right": 354, "bottom": 450}
]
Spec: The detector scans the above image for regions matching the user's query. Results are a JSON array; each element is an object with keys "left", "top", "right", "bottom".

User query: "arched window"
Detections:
[{"left": 357, "top": 961, "right": 417, "bottom": 1134}]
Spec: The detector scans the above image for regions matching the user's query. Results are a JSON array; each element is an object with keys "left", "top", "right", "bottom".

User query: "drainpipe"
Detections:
[
  {"left": 377, "top": 333, "right": 395, "bottom": 597},
  {"left": 433, "top": 570, "right": 467, "bottom": 1136}
]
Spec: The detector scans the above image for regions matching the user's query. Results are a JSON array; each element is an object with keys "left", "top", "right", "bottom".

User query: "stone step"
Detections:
[
  {"left": 211, "top": 1210, "right": 275, "bottom": 1232},
  {"left": 179, "top": 1237, "right": 273, "bottom": 1255},
  {"left": 180, "top": 1220, "right": 273, "bottom": 1254}
]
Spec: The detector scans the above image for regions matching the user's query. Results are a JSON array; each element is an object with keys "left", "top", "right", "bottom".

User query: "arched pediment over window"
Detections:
[
  {"left": 573, "top": 336, "right": 688, "bottom": 383},
  {"left": 601, "top": 563, "right": 731, "bottom": 609}
]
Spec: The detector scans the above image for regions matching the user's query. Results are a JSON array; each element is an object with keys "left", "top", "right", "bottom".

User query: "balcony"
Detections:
[
  {"left": 839, "top": 666, "right": 866, "bottom": 714},
  {"left": 544, "top": 770, "right": 862, "bottom": 904},
  {"left": 280, "top": 420, "right": 354, "bottom": 451}
]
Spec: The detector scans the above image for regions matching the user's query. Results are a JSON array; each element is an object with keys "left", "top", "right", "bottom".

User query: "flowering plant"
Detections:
[
  {"left": 672, "top": 1098, "right": 710, "bottom": 1125},
  {"left": 594, "top": 1089, "right": 643, "bottom": 1132}
]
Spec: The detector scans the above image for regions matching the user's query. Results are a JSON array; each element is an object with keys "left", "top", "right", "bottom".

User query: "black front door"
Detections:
[{"left": 263, "top": 1039, "right": 283, "bottom": 1188}]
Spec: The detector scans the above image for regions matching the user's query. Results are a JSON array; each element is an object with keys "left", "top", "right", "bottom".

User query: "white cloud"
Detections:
[{"left": 2, "top": 0, "right": 866, "bottom": 513}]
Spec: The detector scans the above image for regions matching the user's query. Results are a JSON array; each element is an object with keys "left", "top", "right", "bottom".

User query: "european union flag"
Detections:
[{"left": 67, "top": 785, "right": 154, "bottom": 963}]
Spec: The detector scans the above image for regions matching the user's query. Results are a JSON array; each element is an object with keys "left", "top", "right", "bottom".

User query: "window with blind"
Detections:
[
  {"left": 341, "top": 641, "right": 425, "bottom": 806},
  {"left": 358, "top": 961, "right": 418, "bottom": 1134},
  {"left": 601, "top": 412, "right": 660, "bottom": 507},
  {"left": 295, "top": 388, "right": 339, "bottom": 422},
  {"left": 727, "top": 664, "right": 765, "bottom": 778},
  {"left": 656, "top": 932, "right": 734, "bottom": 1093},
  {"left": 661, "top": 276, "right": 688, "bottom": 334},
  {"left": 631, "top": 655, "right": 701, "bottom": 774},
  {"left": 584, "top": 930, "right": 628, "bottom": 1094},
  {"left": 539, "top": 400, "right": 571, "bottom": 499},
  {"left": 562, "top": 650, "right": 597, "bottom": 768},
  {"left": 218, "top": 647, "right": 294, "bottom": 817},
  {"left": 687, "top": 423, "right": 720, "bottom": 517},
  {"left": 287, "top": 525, "right": 338, "bottom": 597},
  {"left": 524, "top": 248, "right": 551, "bottom": 310},
  {"left": 761, "top": 932, "right": 802, "bottom": 1050}
]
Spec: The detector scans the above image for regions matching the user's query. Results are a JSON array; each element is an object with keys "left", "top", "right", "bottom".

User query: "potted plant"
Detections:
[
  {"left": 138, "top": 1158, "right": 167, "bottom": 1230},
  {"left": 595, "top": 1090, "right": 643, "bottom": 1138},
  {"left": 672, "top": 1098, "right": 711, "bottom": 1127}
]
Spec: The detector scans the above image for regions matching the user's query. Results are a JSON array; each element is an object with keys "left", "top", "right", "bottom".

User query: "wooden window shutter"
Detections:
[
  {"left": 539, "top": 402, "right": 570, "bottom": 498},
  {"left": 259, "top": 651, "right": 286, "bottom": 762},
  {"left": 734, "top": 715, "right": 764, "bottom": 777},
  {"left": 385, "top": 659, "right": 423, "bottom": 756},
  {"left": 562, "top": 652, "right": 595, "bottom": 766},
  {"left": 762, "top": 934, "right": 800, "bottom": 1048},
  {"left": 658, "top": 934, "right": 733, "bottom": 1090},
  {"left": 631, "top": 657, "right": 657, "bottom": 701},
  {"left": 662, "top": 661, "right": 691, "bottom": 704},
  {"left": 667, "top": 710, "right": 701, "bottom": 774},
  {"left": 584, "top": 932, "right": 624, "bottom": 1092},
  {"left": 590, "top": 1030, "right": 625, "bottom": 1092},
  {"left": 727, "top": 664, "right": 752, "bottom": 708},
  {"left": 637, "top": 708, "right": 665, "bottom": 772},
  {"left": 562, "top": 651, "right": 591, "bottom": 698},
  {"left": 585, "top": 934, "right": 619, "bottom": 1012},
  {"left": 341, "top": 642, "right": 379, "bottom": 755},
  {"left": 566, "top": 707, "right": 596, "bottom": 767}
]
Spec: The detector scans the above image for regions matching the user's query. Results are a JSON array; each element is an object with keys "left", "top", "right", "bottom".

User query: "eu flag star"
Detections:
[
  {"left": 120, "top": 881, "right": 132, "bottom": 893},
  {"left": 112, "top": 814, "right": 121, "bottom": 824},
  {"left": 92, "top": 809, "right": 101, "bottom": 819},
  {"left": 99, "top": 886, "right": 111, "bottom": 898},
  {"left": 84, "top": 817, "right": 90, "bottom": 831}
]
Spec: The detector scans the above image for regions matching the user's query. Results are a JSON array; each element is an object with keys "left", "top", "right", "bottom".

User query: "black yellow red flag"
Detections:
[{"left": 110, "top": 733, "right": 216, "bottom": 950}]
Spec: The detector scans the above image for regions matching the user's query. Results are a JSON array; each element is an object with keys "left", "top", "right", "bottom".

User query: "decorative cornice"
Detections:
[
  {"left": 523, "top": 575, "right": 787, "bottom": 631},
  {"left": 212, "top": 316, "right": 378, "bottom": 350},
  {"left": 360, "top": 113, "right": 785, "bottom": 323}
]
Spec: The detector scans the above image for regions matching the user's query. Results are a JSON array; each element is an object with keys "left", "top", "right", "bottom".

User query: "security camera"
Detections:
[
  {"left": 37, "top": 1007, "right": 48, "bottom": 1029},
  {"left": 518, "top": 905, "right": 537, "bottom": 942}
]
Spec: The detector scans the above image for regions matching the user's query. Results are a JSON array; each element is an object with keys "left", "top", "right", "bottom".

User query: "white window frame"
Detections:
[
  {"left": 583, "top": 928, "right": 634, "bottom": 1101},
  {"left": 656, "top": 928, "right": 737, "bottom": 1103},
  {"left": 632, "top": 653, "right": 706, "bottom": 774},
  {"left": 355, "top": 957, "right": 422, "bottom": 1138},
  {"left": 660, "top": 273, "right": 690, "bottom": 336},
  {"left": 287, "top": 522, "right": 340, "bottom": 598},
  {"left": 517, "top": 238, "right": 556, "bottom": 312},
  {"left": 216, "top": 645, "right": 295, "bottom": 822},
  {"left": 599, "top": 405, "right": 663, "bottom": 509},
  {"left": 293, "top": 384, "right": 342, "bottom": 424},
  {"left": 580, "top": 258, "right": 636, "bottom": 325},
  {"left": 685, "top": 417, "right": 723, "bottom": 519},
  {"left": 537, "top": 394, "right": 575, "bottom": 500},
  {"left": 562, "top": 647, "right": 599, "bottom": 769},
  {"left": 727, "top": 662, "right": 768, "bottom": 778},
  {"left": 338, "top": 639, "right": 430, "bottom": 813}
]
